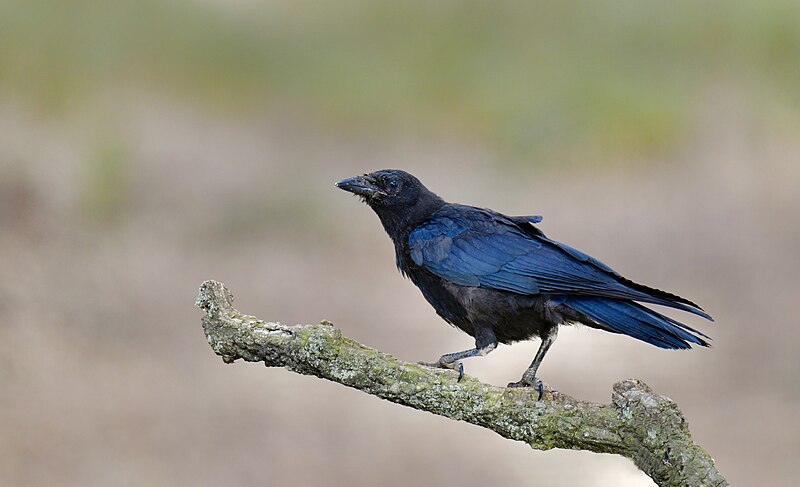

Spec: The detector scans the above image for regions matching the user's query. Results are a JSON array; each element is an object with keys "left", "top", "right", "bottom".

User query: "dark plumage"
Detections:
[{"left": 336, "top": 169, "right": 712, "bottom": 396}]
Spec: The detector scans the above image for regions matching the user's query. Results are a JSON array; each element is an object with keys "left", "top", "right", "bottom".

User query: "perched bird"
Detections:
[{"left": 336, "top": 169, "right": 712, "bottom": 398}]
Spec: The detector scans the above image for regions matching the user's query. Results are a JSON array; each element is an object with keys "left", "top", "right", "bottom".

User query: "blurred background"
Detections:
[{"left": 1, "top": 1, "right": 798, "bottom": 485}]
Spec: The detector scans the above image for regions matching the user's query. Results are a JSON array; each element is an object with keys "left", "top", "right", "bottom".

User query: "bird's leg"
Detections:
[
  {"left": 508, "top": 326, "right": 558, "bottom": 399},
  {"left": 420, "top": 327, "right": 497, "bottom": 382},
  {"left": 420, "top": 344, "right": 496, "bottom": 381}
]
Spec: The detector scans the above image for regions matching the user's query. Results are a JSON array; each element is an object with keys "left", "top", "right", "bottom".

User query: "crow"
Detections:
[{"left": 336, "top": 169, "right": 712, "bottom": 398}]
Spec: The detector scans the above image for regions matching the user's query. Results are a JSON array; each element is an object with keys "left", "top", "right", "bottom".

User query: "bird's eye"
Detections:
[{"left": 388, "top": 179, "right": 399, "bottom": 189}]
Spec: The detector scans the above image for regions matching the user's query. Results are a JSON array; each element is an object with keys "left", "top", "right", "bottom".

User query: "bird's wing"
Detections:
[
  {"left": 408, "top": 208, "right": 710, "bottom": 319},
  {"left": 409, "top": 211, "right": 618, "bottom": 295}
]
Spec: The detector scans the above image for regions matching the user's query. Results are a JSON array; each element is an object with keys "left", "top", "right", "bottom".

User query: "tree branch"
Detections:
[{"left": 195, "top": 280, "right": 727, "bottom": 487}]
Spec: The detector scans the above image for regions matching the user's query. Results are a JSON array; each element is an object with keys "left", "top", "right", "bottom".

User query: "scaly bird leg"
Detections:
[
  {"left": 508, "top": 326, "right": 558, "bottom": 400},
  {"left": 420, "top": 328, "right": 497, "bottom": 382}
]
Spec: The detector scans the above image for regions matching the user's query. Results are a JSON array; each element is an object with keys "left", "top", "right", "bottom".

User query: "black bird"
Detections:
[{"left": 336, "top": 169, "right": 712, "bottom": 398}]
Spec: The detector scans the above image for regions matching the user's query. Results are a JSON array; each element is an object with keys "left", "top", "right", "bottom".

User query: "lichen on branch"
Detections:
[{"left": 196, "top": 280, "right": 727, "bottom": 487}]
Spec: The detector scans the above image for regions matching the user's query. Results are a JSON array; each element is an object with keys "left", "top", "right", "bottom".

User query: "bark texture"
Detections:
[{"left": 196, "top": 280, "right": 727, "bottom": 487}]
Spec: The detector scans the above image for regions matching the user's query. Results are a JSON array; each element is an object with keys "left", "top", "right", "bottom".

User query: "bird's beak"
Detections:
[{"left": 335, "top": 175, "right": 385, "bottom": 199}]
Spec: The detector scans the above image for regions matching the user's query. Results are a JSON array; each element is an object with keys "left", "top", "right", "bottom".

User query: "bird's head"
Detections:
[
  {"left": 336, "top": 169, "right": 426, "bottom": 209},
  {"left": 336, "top": 169, "right": 444, "bottom": 236}
]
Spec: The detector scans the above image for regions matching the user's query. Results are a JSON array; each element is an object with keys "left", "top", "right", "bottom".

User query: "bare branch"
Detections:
[{"left": 196, "top": 280, "right": 727, "bottom": 487}]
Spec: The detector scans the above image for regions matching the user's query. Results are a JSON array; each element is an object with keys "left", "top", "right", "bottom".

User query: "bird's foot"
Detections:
[
  {"left": 418, "top": 359, "right": 465, "bottom": 382},
  {"left": 507, "top": 377, "right": 545, "bottom": 400}
]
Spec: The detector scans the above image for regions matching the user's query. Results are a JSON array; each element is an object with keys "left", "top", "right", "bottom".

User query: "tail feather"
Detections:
[
  {"left": 565, "top": 297, "right": 710, "bottom": 349},
  {"left": 623, "top": 280, "right": 714, "bottom": 321}
]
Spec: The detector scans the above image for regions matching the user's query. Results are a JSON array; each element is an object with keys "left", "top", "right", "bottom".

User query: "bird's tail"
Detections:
[{"left": 565, "top": 297, "right": 711, "bottom": 349}]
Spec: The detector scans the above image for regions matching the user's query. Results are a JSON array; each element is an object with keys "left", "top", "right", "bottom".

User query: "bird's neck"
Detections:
[{"left": 374, "top": 193, "right": 446, "bottom": 246}]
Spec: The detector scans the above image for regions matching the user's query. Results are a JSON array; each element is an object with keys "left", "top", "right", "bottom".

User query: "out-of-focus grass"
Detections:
[
  {"left": 2, "top": 0, "right": 799, "bottom": 162},
  {"left": 80, "top": 132, "right": 131, "bottom": 225}
]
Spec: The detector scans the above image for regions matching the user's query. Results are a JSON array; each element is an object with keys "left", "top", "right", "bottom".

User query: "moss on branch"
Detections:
[{"left": 196, "top": 280, "right": 727, "bottom": 487}]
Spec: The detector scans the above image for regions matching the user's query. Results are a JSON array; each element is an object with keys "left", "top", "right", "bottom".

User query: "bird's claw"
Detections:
[
  {"left": 417, "top": 360, "right": 441, "bottom": 368},
  {"left": 418, "top": 359, "right": 464, "bottom": 381},
  {"left": 507, "top": 377, "right": 545, "bottom": 400}
]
